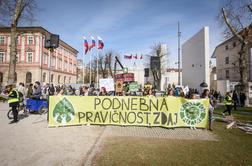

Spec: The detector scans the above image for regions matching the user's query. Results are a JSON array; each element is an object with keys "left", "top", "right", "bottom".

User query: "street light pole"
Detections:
[{"left": 48, "top": 48, "right": 54, "bottom": 84}]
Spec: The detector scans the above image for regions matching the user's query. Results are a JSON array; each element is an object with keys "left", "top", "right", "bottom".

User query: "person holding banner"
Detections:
[
  {"left": 83, "top": 86, "right": 89, "bottom": 96},
  {"left": 201, "top": 89, "right": 214, "bottom": 131},
  {"left": 99, "top": 87, "right": 107, "bottom": 96},
  {"left": 147, "top": 89, "right": 155, "bottom": 97}
]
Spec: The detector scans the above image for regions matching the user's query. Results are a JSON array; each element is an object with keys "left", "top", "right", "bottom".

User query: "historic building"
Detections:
[
  {"left": 0, "top": 27, "right": 78, "bottom": 85},
  {"left": 212, "top": 26, "right": 252, "bottom": 104}
]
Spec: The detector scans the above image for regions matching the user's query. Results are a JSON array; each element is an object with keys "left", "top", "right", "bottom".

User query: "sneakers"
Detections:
[{"left": 9, "top": 120, "right": 18, "bottom": 124}]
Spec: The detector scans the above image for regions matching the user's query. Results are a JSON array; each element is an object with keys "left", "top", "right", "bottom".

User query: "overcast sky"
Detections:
[{"left": 35, "top": 0, "right": 224, "bottom": 67}]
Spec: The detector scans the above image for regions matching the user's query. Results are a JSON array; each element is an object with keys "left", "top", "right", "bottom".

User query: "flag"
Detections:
[
  {"left": 124, "top": 54, "right": 132, "bottom": 59},
  {"left": 89, "top": 36, "right": 95, "bottom": 51},
  {"left": 134, "top": 54, "right": 138, "bottom": 59},
  {"left": 97, "top": 36, "right": 104, "bottom": 49},
  {"left": 140, "top": 54, "right": 143, "bottom": 59},
  {"left": 83, "top": 37, "right": 89, "bottom": 54}
]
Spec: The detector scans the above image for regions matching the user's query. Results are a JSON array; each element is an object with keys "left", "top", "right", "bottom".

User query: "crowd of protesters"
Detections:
[
  {"left": 0, "top": 81, "right": 248, "bottom": 130},
  {"left": 0, "top": 81, "right": 247, "bottom": 105}
]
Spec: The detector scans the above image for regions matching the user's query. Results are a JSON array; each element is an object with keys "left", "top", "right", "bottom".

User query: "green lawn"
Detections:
[
  {"left": 92, "top": 107, "right": 252, "bottom": 166},
  {"left": 214, "top": 106, "right": 252, "bottom": 122}
]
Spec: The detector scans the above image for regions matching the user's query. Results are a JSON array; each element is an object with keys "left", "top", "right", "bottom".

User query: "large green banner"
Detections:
[{"left": 48, "top": 96, "right": 209, "bottom": 128}]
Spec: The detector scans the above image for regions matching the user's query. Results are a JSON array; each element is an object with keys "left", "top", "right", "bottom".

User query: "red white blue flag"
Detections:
[
  {"left": 124, "top": 54, "right": 132, "bottom": 59},
  {"left": 97, "top": 36, "right": 104, "bottom": 49},
  {"left": 89, "top": 36, "right": 96, "bottom": 51},
  {"left": 134, "top": 54, "right": 138, "bottom": 59},
  {"left": 83, "top": 36, "right": 89, "bottom": 54}
]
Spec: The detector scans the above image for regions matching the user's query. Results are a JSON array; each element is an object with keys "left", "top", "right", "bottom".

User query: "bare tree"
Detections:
[
  {"left": 146, "top": 43, "right": 168, "bottom": 90},
  {"left": 97, "top": 51, "right": 115, "bottom": 78},
  {"left": 0, "top": 0, "right": 37, "bottom": 84},
  {"left": 107, "top": 51, "right": 116, "bottom": 78},
  {"left": 98, "top": 54, "right": 108, "bottom": 78},
  {"left": 219, "top": 0, "right": 252, "bottom": 105}
]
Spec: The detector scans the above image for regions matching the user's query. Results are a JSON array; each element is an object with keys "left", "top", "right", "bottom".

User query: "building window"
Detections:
[
  {"left": 64, "top": 76, "right": 66, "bottom": 83},
  {"left": 233, "top": 42, "right": 236, "bottom": 48},
  {"left": 51, "top": 74, "right": 54, "bottom": 83},
  {"left": 26, "top": 72, "right": 32, "bottom": 83},
  {"left": 226, "top": 70, "right": 230, "bottom": 79},
  {"left": 28, "top": 36, "right": 34, "bottom": 45},
  {"left": 69, "top": 64, "right": 72, "bottom": 72},
  {"left": 58, "top": 75, "right": 61, "bottom": 83},
  {"left": 43, "top": 54, "right": 48, "bottom": 64},
  {"left": 69, "top": 77, "right": 71, "bottom": 83},
  {"left": 0, "top": 36, "right": 5, "bottom": 44},
  {"left": 74, "top": 64, "right": 76, "bottom": 72},
  {"left": 225, "top": 57, "right": 229, "bottom": 64},
  {"left": 0, "top": 52, "right": 4, "bottom": 63},
  {"left": 43, "top": 73, "right": 46, "bottom": 82},
  {"left": 64, "top": 61, "right": 68, "bottom": 70},
  {"left": 225, "top": 45, "right": 228, "bottom": 50},
  {"left": 26, "top": 52, "right": 33, "bottom": 62},
  {"left": 58, "top": 59, "right": 62, "bottom": 69},
  {"left": 51, "top": 56, "right": 56, "bottom": 67}
]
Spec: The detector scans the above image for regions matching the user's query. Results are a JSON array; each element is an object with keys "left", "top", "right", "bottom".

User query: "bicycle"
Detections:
[{"left": 7, "top": 101, "right": 28, "bottom": 119}]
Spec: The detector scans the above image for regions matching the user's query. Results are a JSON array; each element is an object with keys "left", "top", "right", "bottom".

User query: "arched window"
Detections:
[
  {"left": 69, "top": 77, "right": 71, "bottom": 83},
  {"left": 42, "top": 73, "right": 46, "bottom": 82},
  {"left": 64, "top": 76, "right": 66, "bottom": 83},
  {"left": 51, "top": 74, "right": 54, "bottom": 83},
  {"left": 26, "top": 72, "right": 32, "bottom": 83},
  {"left": 0, "top": 72, "right": 3, "bottom": 83},
  {"left": 58, "top": 75, "right": 60, "bottom": 83}
]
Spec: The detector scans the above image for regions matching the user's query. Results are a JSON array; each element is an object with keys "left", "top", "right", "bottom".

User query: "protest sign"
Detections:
[
  {"left": 48, "top": 96, "right": 209, "bottom": 128},
  {"left": 99, "top": 78, "right": 114, "bottom": 91}
]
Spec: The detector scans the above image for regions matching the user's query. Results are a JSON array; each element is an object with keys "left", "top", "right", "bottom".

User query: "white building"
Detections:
[
  {"left": 128, "top": 67, "right": 145, "bottom": 87},
  {"left": 182, "top": 27, "right": 210, "bottom": 90},
  {"left": 160, "top": 68, "right": 181, "bottom": 91}
]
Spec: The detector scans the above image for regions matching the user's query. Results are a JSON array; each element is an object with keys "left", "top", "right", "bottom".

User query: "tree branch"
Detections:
[
  {"left": 248, "top": 4, "right": 252, "bottom": 12},
  {"left": 222, "top": 7, "right": 244, "bottom": 43}
]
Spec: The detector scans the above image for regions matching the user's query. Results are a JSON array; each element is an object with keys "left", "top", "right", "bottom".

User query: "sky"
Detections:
[{"left": 35, "top": 0, "right": 224, "bottom": 68}]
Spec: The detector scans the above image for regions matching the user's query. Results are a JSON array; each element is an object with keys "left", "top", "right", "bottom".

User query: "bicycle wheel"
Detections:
[
  {"left": 7, "top": 110, "right": 14, "bottom": 119},
  {"left": 38, "top": 106, "right": 47, "bottom": 114}
]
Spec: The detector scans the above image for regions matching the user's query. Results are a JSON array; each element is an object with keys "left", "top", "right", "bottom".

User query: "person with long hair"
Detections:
[
  {"left": 99, "top": 87, "right": 107, "bottom": 96},
  {"left": 147, "top": 88, "right": 155, "bottom": 97}
]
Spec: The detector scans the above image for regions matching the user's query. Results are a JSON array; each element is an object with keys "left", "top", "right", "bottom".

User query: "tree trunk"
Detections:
[
  {"left": 108, "top": 54, "right": 113, "bottom": 78},
  {"left": 8, "top": 24, "right": 17, "bottom": 84},
  {"left": 8, "top": 0, "right": 23, "bottom": 84}
]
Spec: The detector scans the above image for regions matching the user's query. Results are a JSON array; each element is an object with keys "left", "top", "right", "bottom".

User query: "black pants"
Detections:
[
  {"left": 11, "top": 105, "right": 18, "bottom": 122},
  {"left": 233, "top": 101, "right": 238, "bottom": 110},
  {"left": 223, "top": 105, "right": 232, "bottom": 115}
]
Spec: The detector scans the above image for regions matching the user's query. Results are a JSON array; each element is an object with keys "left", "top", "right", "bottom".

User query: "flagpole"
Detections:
[
  {"left": 89, "top": 50, "right": 92, "bottom": 86},
  {"left": 96, "top": 45, "right": 99, "bottom": 89},
  {"left": 82, "top": 45, "right": 85, "bottom": 84}
]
